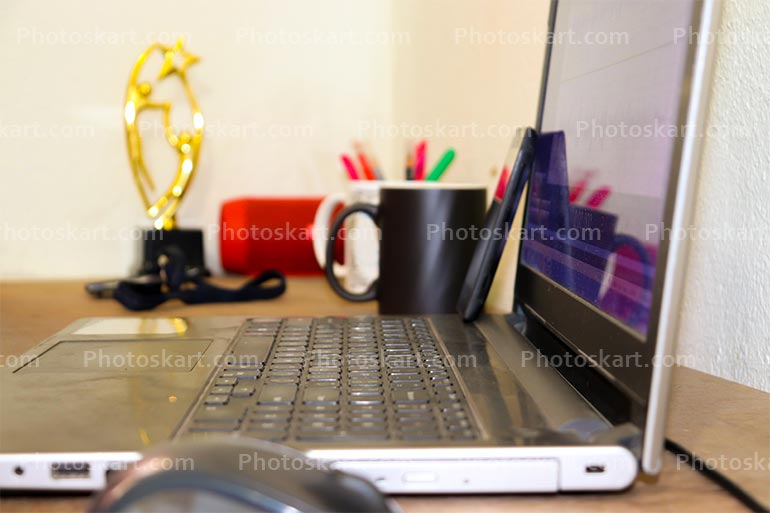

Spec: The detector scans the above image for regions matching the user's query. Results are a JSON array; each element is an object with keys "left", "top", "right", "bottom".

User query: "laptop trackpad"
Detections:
[{"left": 16, "top": 339, "right": 212, "bottom": 374}]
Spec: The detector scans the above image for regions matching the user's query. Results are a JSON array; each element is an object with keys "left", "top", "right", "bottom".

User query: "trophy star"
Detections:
[{"left": 157, "top": 39, "right": 200, "bottom": 80}]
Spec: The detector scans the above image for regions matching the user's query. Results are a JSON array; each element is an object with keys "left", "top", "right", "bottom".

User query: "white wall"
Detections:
[
  {"left": 0, "top": 0, "right": 547, "bottom": 279},
  {"left": 676, "top": 0, "right": 770, "bottom": 392},
  {"left": 0, "top": 0, "right": 397, "bottom": 278}
]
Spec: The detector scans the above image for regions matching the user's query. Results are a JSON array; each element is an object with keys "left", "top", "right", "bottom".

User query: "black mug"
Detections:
[{"left": 325, "top": 183, "right": 487, "bottom": 314}]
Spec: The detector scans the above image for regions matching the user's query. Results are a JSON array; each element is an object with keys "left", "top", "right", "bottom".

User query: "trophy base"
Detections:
[
  {"left": 138, "top": 228, "right": 209, "bottom": 276},
  {"left": 84, "top": 228, "right": 209, "bottom": 298}
]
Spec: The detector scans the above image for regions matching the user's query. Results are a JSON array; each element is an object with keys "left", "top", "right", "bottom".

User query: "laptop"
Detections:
[{"left": 0, "top": 0, "right": 719, "bottom": 494}]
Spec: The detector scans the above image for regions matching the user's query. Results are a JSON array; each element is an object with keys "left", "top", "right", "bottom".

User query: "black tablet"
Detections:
[{"left": 457, "top": 127, "right": 537, "bottom": 321}]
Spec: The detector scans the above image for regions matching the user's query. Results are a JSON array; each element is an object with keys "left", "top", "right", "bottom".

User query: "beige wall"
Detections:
[
  {"left": 389, "top": 1, "right": 550, "bottom": 311},
  {"left": 0, "top": 0, "right": 397, "bottom": 278},
  {"left": 0, "top": 0, "right": 548, "bottom": 281},
  {"left": 0, "top": 0, "right": 548, "bottom": 280},
  {"left": 675, "top": 0, "right": 770, "bottom": 392}
]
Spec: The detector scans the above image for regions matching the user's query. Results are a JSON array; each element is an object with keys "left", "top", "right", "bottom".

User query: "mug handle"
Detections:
[
  {"left": 312, "top": 193, "right": 346, "bottom": 278},
  {"left": 325, "top": 203, "right": 379, "bottom": 302}
]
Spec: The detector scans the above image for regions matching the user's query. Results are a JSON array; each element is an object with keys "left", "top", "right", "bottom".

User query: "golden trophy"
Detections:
[
  {"left": 123, "top": 38, "right": 208, "bottom": 276},
  {"left": 86, "top": 38, "right": 287, "bottom": 305}
]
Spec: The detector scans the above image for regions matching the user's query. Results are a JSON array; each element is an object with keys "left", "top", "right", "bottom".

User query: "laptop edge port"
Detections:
[
  {"left": 50, "top": 462, "right": 91, "bottom": 479},
  {"left": 585, "top": 464, "right": 606, "bottom": 474}
]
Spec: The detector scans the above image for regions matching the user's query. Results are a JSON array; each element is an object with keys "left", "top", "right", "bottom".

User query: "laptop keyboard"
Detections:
[{"left": 181, "top": 317, "right": 478, "bottom": 443}]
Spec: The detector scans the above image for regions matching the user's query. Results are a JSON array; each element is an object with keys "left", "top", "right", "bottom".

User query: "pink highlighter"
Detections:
[{"left": 414, "top": 140, "right": 427, "bottom": 180}]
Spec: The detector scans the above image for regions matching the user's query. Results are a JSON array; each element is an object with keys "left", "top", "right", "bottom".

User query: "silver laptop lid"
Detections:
[{"left": 515, "top": 0, "right": 720, "bottom": 472}]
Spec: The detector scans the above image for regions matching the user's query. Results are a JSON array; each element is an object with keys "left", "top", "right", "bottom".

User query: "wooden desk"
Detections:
[{"left": 1, "top": 278, "right": 767, "bottom": 512}]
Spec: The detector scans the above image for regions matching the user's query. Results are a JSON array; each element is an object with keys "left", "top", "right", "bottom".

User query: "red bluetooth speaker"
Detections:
[{"left": 220, "top": 197, "right": 343, "bottom": 276}]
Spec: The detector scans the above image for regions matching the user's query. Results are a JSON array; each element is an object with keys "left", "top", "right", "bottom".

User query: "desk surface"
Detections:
[{"left": 0, "top": 278, "right": 767, "bottom": 512}]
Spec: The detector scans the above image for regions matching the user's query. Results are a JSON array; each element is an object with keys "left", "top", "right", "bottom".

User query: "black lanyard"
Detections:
[{"left": 112, "top": 246, "right": 286, "bottom": 311}]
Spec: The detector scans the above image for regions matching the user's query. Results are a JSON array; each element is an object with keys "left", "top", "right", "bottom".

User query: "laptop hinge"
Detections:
[
  {"left": 590, "top": 423, "right": 643, "bottom": 459},
  {"left": 507, "top": 309, "right": 647, "bottom": 432}
]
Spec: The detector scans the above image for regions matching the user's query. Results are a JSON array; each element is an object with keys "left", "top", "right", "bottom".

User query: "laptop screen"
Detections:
[{"left": 521, "top": 0, "right": 695, "bottom": 336}]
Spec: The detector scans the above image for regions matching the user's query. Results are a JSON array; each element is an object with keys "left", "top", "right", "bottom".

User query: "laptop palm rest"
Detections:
[{"left": 1, "top": 338, "right": 220, "bottom": 454}]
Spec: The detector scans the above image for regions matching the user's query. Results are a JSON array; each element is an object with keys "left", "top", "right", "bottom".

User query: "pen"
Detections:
[
  {"left": 405, "top": 147, "right": 415, "bottom": 180},
  {"left": 414, "top": 140, "right": 427, "bottom": 180},
  {"left": 371, "top": 161, "right": 384, "bottom": 180},
  {"left": 426, "top": 148, "right": 455, "bottom": 181},
  {"left": 359, "top": 142, "right": 384, "bottom": 180},
  {"left": 353, "top": 142, "right": 376, "bottom": 181},
  {"left": 340, "top": 154, "right": 360, "bottom": 180}
]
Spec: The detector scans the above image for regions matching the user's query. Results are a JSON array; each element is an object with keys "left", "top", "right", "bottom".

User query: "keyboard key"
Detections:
[
  {"left": 308, "top": 366, "right": 340, "bottom": 373},
  {"left": 267, "top": 376, "right": 299, "bottom": 382},
  {"left": 395, "top": 404, "right": 431, "bottom": 412},
  {"left": 450, "top": 430, "right": 476, "bottom": 440},
  {"left": 307, "top": 376, "right": 340, "bottom": 383},
  {"left": 194, "top": 405, "right": 247, "bottom": 423},
  {"left": 296, "top": 432, "right": 344, "bottom": 441},
  {"left": 349, "top": 398, "right": 384, "bottom": 406},
  {"left": 446, "top": 420, "right": 471, "bottom": 430},
  {"left": 232, "top": 385, "right": 256, "bottom": 398},
  {"left": 390, "top": 374, "right": 422, "bottom": 383},
  {"left": 257, "top": 385, "right": 297, "bottom": 405},
  {"left": 209, "top": 386, "right": 232, "bottom": 395},
  {"left": 349, "top": 405, "right": 386, "bottom": 414},
  {"left": 443, "top": 410, "right": 468, "bottom": 421},
  {"left": 348, "top": 380, "right": 382, "bottom": 388},
  {"left": 350, "top": 413, "right": 387, "bottom": 422},
  {"left": 188, "top": 423, "right": 238, "bottom": 432},
  {"left": 250, "top": 412, "right": 291, "bottom": 423},
  {"left": 243, "top": 429, "right": 287, "bottom": 441},
  {"left": 270, "top": 363, "right": 302, "bottom": 371},
  {"left": 397, "top": 421, "right": 437, "bottom": 431},
  {"left": 225, "top": 360, "right": 264, "bottom": 370},
  {"left": 349, "top": 390, "right": 383, "bottom": 398},
  {"left": 390, "top": 383, "right": 426, "bottom": 392},
  {"left": 302, "top": 387, "right": 340, "bottom": 405},
  {"left": 273, "top": 357, "right": 304, "bottom": 364},
  {"left": 396, "top": 414, "right": 434, "bottom": 423},
  {"left": 299, "top": 405, "right": 339, "bottom": 413},
  {"left": 252, "top": 404, "right": 293, "bottom": 414},
  {"left": 298, "top": 421, "right": 337, "bottom": 431},
  {"left": 389, "top": 370, "right": 421, "bottom": 377},
  {"left": 274, "top": 350, "right": 305, "bottom": 358},
  {"left": 348, "top": 421, "right": 387, "bottom": 431},
  {"left": 248, "top": 421, "right": 288, "bottom": 431},
  {"left": 215, "top": 377, "right": 237, "bottom": 386},
  {"left": 269, "top": 370, "right": 301, "bottom": 378},
  {"left": 344, "top": 433, "right": 389, "bottom": 441},
  {"left": 298, "top": 413, "right": 339, "bottom": 422},
  {"left": 285, "top": 317, "right": 313, "bottom": 326},
  {"left": 222, "top": 370, "right": 261, "bottom": 380},
  {"left": 232, "top": 335, "right": 273, "bottom": 360},
  {"left": 348, "top": 370, "right": 380, "bottom": 377},
  {"left": 392, "top": 389, "right": 430, "bottom": 404},
  {"left": 204, "top": 394, "right": 229, "bottom": 406}
]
